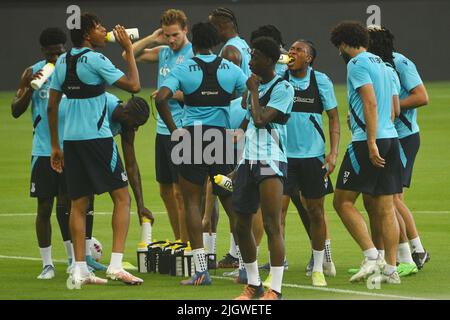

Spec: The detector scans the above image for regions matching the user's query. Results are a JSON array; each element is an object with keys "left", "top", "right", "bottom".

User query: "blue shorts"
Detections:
[
  {"left": 399, "top": 133, "right": 420, "bottom": 188},
  {"left": 284, "top": 156, "right": 334, "bottom": 199},
  {"left": 232, "top": 160, "right": 287, "bottom": 215},
  {"left": 336, "top": 138, "right": 403, "bottom": 196}
]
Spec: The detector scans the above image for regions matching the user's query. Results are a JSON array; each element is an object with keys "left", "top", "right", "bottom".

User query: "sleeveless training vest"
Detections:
[
  {"left": 61, "top": 49, "right": 105, "bottom": 99},
  {"left": 183, "top": 57, "right": 232, "bottom": 107}
]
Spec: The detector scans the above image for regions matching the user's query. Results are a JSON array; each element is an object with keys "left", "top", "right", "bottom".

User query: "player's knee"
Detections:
[
  {"left": 263, "top": 219, "right": 281, "bottom": 239},
  {"left": 113, "top": 190, "right": 131, "bottom": 210},
  {"left": 37, "top": 198, "right": 53, "bottom": 218},
  {"left": 159, "top": 185, "right": 173, "bottom": 201},
  {"left": 307, "top": 205, "right": 325, "bottom": 223}
]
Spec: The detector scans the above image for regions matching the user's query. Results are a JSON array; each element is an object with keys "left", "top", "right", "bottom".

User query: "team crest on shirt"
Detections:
[
  {"left": 160, "top": 65, "right": 170, "bottom": 77},
  {"left": 343, "top": 171, "right": 350, "bottom": 184},
  {"left": 121, "top": 172, "right": 128, "bottom": 182},
  {"left": 31, "top": 182, "right": 36, "bottom": 193},
  {"left": 176, "top": 55, "right": 185, "bottom": 64}
]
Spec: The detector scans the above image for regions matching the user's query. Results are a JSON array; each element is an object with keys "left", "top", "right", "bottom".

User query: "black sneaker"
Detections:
[
  {"left": 217, "top": 253, "right": 239, "bottom": 268},
  {"left": 412, "top": 250, "right": 431, "bottom": 270}
]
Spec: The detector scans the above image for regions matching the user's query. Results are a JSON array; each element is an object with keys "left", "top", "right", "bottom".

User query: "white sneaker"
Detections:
[
  {"left": 66, "top": 272, "right": 107, "bottom": 290},
  {"left": 367, "top": 271, "right": 401, "bottom": 285},
  {"left": 349, "top": 257, "right": 381, "bottom": 282},
  {"left": 323, "top": 261, "right": 336, "bottom": 277},
  {"left": 106, "top": 267, "right": 143, "bottom": 285},
  {"left": 223, "top": 268, "right": 239, "bottom": 277},
  {"left": 37, "top": 265, "right": 55, "bottom": 280}
]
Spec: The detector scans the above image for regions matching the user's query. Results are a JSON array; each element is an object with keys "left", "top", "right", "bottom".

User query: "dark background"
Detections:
[{"left": 1, "top": 0, "right": 448, "bottom": 90}]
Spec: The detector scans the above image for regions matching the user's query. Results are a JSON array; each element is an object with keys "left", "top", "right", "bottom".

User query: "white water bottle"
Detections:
[
  {"left": 30, "top": 63, "right": 55, "bottom": 90},
  {"left": 278, "top": 54, "right": 294, "bottom": 64},
  {"left": 214, "top": 174, "right": 233, "bottom": 192},
  {"left": 106, "top": 28, "right": 140, "bottom": 42},
  {"left": 140, "top": 217, "right": 152, "bottom": 244}
]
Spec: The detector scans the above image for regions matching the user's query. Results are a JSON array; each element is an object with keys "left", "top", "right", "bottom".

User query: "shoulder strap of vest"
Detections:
[{"left": 192, "top": 56, "right": 222, "bottom": 75}]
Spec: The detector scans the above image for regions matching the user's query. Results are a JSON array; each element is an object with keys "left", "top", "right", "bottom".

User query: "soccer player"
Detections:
[
  {"left": 233, "top": 37, "right": 294, "bottom": 300},
  {"left": 155, "top": 22, "right": 247, "bottom": 286},
  {"left": 389, "top": 29, "right": 430, "bottom": 269},
  {"left": 11, "top": 27, "right": 69, "bottom": 279},
  {"left": 281, "top": 39, "right": 340, "bottom": 286},
  {"left": 105, "top": 93, "right": 154, "bottom": 224},
  {"left": 209, "top": 7, "right": 252, "bottom": 269},
  {"left": 126, "top": 9, "right": 192, "bottom": 243},
  {"left": 366, "top": 27, "right": 414, "bottom": 277},
  {"left": 330, "top": 21, "right": 403, "bottom": 284},
  {"left": 48, "top": 13, "right": 143, "bottom": 287}
]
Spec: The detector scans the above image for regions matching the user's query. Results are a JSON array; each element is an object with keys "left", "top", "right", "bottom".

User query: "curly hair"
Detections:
[
  {"left": 191, "top": 22, "right": 219, "bottom": 50},
  {"left": 330, "top": 21, "right": 369, "bottom": 49},
  {"left": 251, "top": 36, "right": 280, "bottom": 64},
  {"left": 250, "top": 25, "right": 284, "bottom": 48},
  {"left": 368, "top": 26, "right": 395, "bottom": 66},
  {"left": 70, "top": 13, "right": 102, "bottom": 47},
  {"left": 39, "top": 27, "right": 66, "bottom": 47},
  {"left": 160, "top": 9, "right": 188, "bottom": 29}
]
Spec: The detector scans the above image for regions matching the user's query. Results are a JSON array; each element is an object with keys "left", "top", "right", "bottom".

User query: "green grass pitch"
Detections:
[{"left": 0, "top": 83, "right": 449, "bottom": 300}]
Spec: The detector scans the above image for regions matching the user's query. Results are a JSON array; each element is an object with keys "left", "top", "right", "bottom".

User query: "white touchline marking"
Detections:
[
  {"left": 0, "top": 254, "right": 431, "bottom": 300},
  {"left": 0, "top": 211, "right": 167, "bottom": 217},
  {"left": 0, "top": 210, "right": 448, "bottom": 217},
  {"left": 211, "top": 276, "right": 428, "bottom": 300}
]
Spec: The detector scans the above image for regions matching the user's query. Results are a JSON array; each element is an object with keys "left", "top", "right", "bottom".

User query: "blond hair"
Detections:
[{"left": 160, "top": 9, "right": 188, "bottom": 29}]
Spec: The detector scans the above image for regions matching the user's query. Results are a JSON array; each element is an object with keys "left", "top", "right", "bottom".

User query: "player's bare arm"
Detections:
[
  {"left": 47, "top": 88, "right": 63, "bottom": 173},
  {"left": 122, "top": 28, "right": 167, "bottom": 63},
  {"left": 324, "top": 107, "right": 340, "bottom": 177},
  {"left": 400, "top": 84, "right": 429, "bottom": 109},
  {"left": 221, "top": 45, "right": 242, "bottom": 67},
  {"left": 113, "top": 25, "right": 141, "bottom": 93},
  {"left": 359, "top": 83, "right": 385, "bottom": 168},
  {"left": 247, "top": 74, "right": 280, "bottom": 127},
  {"left": 120, "top": 129, "right": 154, "bottom": 225},
  {"left": 11, "top": 67, "right": 42, "bottom": 118},
  {"left": 155, "top": 87, "right": 178, "bottom": 133}
]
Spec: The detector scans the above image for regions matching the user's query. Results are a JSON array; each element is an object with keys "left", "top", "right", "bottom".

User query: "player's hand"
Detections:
[
  {"left": 368, "top": 141, "right": 385, "bottom": 168},
  {"left": 227, "top": 170, "right": 236, "bottom": 182},
  {"left": 113, "top": 25, "right": 133, "bottom": 50},
  {"left": 150, "top": 28, "right": 167, "bottom": 45},
  {"left": 151, "top": 90, "right": 158, "bottom": 99},
  {"left": 138, "top": 206, "right": 154, "bottom": 226},
  {"left": 27, "top": 71, "right": 44, "bottom": 88},
  {"left": 202, "top": 215, "right": 212, "bottom": 236},
  {"left": 50, "top": 147, "right": 64, "bottom": 173},
  {"left": 323, "top": 152, "right": 337, "bottom": 178},
  {"left": 246, "top": 74, "right": 260, "bottom": 92}
]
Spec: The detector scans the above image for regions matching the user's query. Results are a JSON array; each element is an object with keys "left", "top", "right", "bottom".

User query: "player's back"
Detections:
[
  {"left": 347, "top": 51, "right": 397, "bottom": 141},
  {"left": 163, "top": 54, "right": 247, "bottom": 128}
]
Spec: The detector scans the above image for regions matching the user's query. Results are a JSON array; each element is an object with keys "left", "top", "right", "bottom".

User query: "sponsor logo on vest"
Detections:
[
  {"left": 201, "top": 91, "right": 219, "bottom": 96},
  {"left": 294, "top": 97, "right": 315, "bottom": 104}
]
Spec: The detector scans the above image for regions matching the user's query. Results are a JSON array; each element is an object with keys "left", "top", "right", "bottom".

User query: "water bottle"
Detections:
[
  {"left": 30, "top": 63, "right": 55, "bottom": 90},
  {"left": 136, "top": 242, "right": 148, "bottom": 273},
  {"left": 278, "top": 54, "right": 294, "bottom": 64},
  {"left": 140, "top": 217, "right": 152, "bottom": 245},
  {"left": 183, "top": 242, "right": 195, "bottom": 278},
  {"left": 106, "top": 28, "right": 140, "bottom": 42},
  {"left": 214, "top": 174, "right": 233, "bottom": 192}
]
